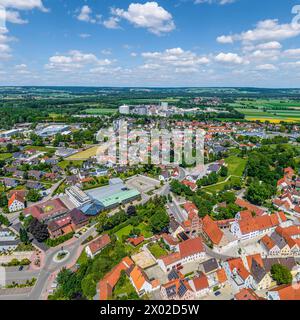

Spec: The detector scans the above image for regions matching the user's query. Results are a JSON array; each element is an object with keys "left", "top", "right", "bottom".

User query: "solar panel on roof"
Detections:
[
  {"left": 178, "top": 281, "right": 187, "bottom": 297},
  {"left": 168, "top": 269, "right": 179, "bottom": 281}
]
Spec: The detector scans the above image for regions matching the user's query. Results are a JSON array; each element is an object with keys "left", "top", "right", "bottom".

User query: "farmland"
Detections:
[
  {"left": 232, "top": 99, "right": 300, "bottom": 123},
  {"left": 66, "top": 146, "right": 99, "bottom": 160}
]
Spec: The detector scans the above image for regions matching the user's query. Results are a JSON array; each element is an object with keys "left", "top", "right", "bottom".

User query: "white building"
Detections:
[
  {"left": 66, "top": 186, "right": 91, "bottom": 208},
  {"left": 119, "top": 104, "right": 130, "bottom": 115},
  {"left": 8, "top": 194, "right": 25, "bottom": 213}
]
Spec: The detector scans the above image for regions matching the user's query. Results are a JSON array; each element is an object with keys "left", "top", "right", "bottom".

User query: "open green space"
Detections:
[
  {"left": 84, "top": 108, "right": 117, "bottom": 115},
  {"left": 115, "top": 223, "right": 153, "bottom": 241},
  {"left": 147, "top": 243, "right": 168, "bottom": 259},
  {"left": 225, "top": 156, "right": 247, "bottom": 177}
]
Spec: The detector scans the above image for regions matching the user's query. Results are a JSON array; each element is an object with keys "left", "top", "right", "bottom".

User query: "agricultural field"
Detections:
[
  {"left": 66, "top": 146, "right": 99, "bottom": 160},
  {"left": 232, "top": 99, "right": 300, "bottom": 123}
]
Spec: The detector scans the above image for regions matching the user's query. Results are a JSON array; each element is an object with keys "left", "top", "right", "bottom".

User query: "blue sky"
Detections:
[{"left": 1, "top": 0, "right": 300, "bottom": 87}]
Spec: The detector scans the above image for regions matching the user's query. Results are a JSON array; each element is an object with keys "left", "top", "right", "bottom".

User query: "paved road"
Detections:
[
  {"left": 168, "top": 195, "right": 187, "bottom": 223},
  {"left": 0, "top": 225, "right": 96, "bottom": 300}
]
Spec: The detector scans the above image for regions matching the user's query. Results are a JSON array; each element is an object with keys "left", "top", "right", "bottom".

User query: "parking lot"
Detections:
[{"left": 126, "top": 175, "right": 160, "bottom": 194}]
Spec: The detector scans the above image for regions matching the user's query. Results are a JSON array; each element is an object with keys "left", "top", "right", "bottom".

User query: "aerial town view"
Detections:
[{"left": 1, "top": 0, "right": 300, "bottom": 311}]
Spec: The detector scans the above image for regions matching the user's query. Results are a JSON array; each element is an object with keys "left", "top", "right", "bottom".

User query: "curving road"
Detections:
[{"left": 0, "top": 225, "right": 96, "bottom": 300}]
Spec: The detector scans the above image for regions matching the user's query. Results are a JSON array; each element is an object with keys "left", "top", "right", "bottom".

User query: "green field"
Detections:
[
  {"left": 225, "top": 156, "right": 247, "bottom": 177},
  {"left": 203, "top": 176, "right": 242, "bottom": 194},
  {"left": 115, "top": 223, "right": 153, "bottom": 241},
  {"left": 0, "top": 153, "right": 12, "bottom": 160},
  {"left": 84, "top": 108, "right": 117, "bottom": 115},
  {"left": 232, "top": 99, "right": 300, "bottom": 123},
  {"left": 66, "top": 146, "right": 99, "bottom": 160},
  {"left": 58, "top": 160, "right": 84, "bottom": 169}
]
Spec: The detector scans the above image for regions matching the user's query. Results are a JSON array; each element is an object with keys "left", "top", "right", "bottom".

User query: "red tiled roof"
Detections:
[
  {"left": 8, "top": 193, "right": 25, "bottom": 207},
  {"left": 192, "top": 272, "right": 209, "bottom": 291},
  {"left": 235, "top": 198, "right": 265, "bottom": 216},
  {"left": 270, "top": 283, "right": 300, "bottom": 300},
  {"left": 216, "top": 268, "right": 227, "bottom": 284},
  {"left": 202, "top": 215, "right": 224, "bottom": 245},
  {"left": 24, "top": 198, "right": 68, "bottom": 220},
  {"left": 179, "top": 237, "right": 204, "bottom": 259},
  {"left": 235, "top": 288, "right": 261, "bottom": 300},
  {"left": 99, "top": 257, "right": 134, "bottom": 300},
  {"left": 127, "top": 236, "right": 145, "bottom": 246},
  {"left": 88, "top": 234, "right": 111, "bottom": 255}
]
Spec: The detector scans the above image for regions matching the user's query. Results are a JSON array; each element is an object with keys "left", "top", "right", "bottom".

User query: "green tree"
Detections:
[
  {"left": 20, "top": 227, "right": 29, "bottom": 244},
  {"left": 271, "top": 264, "right": 293, "bottom": 285},
  {"left": 81, "top": 274, "right": 96, "bottom": 299}
]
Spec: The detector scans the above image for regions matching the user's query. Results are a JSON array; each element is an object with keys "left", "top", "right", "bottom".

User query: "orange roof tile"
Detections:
[
  {"left": 270, "top": 283, "right": 300, "bottom": 300},
  {"left": 202, "top": 215, "right": 224, "bottom": 245},
  {"left": 216, "top": 268, "right": 227, "bottom": 284},
  {"left": 130, "top": 266, "right": 148, "bottom": 291},
  {"left": 235, "top": 288, "right": 261, "bottom": 300},
  {"left": 192, "top": 273, "right": 209, "bottom": 291}
]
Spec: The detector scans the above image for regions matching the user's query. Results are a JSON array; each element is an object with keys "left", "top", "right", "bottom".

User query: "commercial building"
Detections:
[
  {"left": 86, "top": 180, "right": 140, "bottom": 211},
  {"left": 37, "top": 125, "right": 70, "bottom": 137},
  {"left": 66, "top": 186, "right": 92, "bottom": 208}
]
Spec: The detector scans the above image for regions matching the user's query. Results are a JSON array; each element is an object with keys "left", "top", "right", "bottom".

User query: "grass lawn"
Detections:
[
  {"left": 24, "top": 145, "right": 56, "bottom": 153},
  {"left": 0, "top": 153, "right": 12, "bottom": 160},
  {"left": 77, "top": 250, "right": 89, "bottom": 265},
  {"left": 112, "top": 274, "right": 139, "bottom": 300},
  {"left": 225, "top": 156, "right": 247, "bottom": 177},
  {"left": 58, "top": 160, "right": 83, "bottom": 169},
  {"left": 203, "top": 176, "right": 242, "bottom": 194},
  {"left": 148, "top": 243, "right": 168, "bottom": 259},
  {"left": 115, "top": 223, "right": 153, "bottom": 241}
]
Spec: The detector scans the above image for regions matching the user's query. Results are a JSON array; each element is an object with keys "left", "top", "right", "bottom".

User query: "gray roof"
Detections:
[
  {"left": 263, "top": 258, "right": 296, "bottom": 273},
  {"left": 202, "top": 258, "right": 219, "bottom": 274},
  {"left": 270, "top": 232, "right": 287, "bottom": 249},
  {"left": 250, "top": 258, "right": 267, "bottom": 283}
]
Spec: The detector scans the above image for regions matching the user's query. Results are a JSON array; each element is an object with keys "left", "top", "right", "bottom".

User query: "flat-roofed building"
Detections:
[{"left": 66, "top": 186, "right": 91, "bottom": 208}]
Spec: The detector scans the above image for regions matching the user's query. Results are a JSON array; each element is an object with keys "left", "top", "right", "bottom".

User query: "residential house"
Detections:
[
  {"left": 231, "top": 211, "right": 285, "bottom": 240},
  {"left": 267, "top": 283, "right": 300, "bottom": 300},
  {"left": 189, "top": 272, "right": 210, "bottom": 298},
  {"left": 157, "top": 237, "right": 206, "bottom": 272},
  {"left": 160, "top": 278, "right": 195, "bottom": 300},
  {"left": 182, "top": 202, "right": 201, "bottom": 237},
  {"left": 8, "top": 193, "right": 25, "bottom": 213},
  {"left": 85, "top": 234, "right": 111, "bottom": 258},
  {"left": 3, "top": 178, "right": 18, "bottom": 188},
  {"left": 234, "top": 288, "right": 262, "bottom": 300},
  {"left": 98, "top": 257, "right": 135, "bottom": 300},
  {"left": 201, "top": 215, "right": 227, "bottom": 247},
  {"left": 129, "top": 266, "right": 159, "bottom": 296}
]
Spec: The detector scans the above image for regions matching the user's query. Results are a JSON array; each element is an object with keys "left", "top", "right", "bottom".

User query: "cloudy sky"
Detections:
[{"left": 1, "top": 0, "right": 300, "bottom": 87}]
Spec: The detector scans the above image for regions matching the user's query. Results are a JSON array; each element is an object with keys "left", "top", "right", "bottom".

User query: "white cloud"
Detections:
[
  {"left": 2, "top": 10, "right": 27, "bottom": 24},
  {"left": 255, "top": 64, "right": 277, "bottom": 71},
  {"left": 142, "top": 47, "right": 210, "bottom": 68},
  {"left": 77, "top": 5, "right": 100, "bottom": 24},
  {"left": 0, "top": 0, "right": 47, "bottom": 12},
  {"left": 215, "top": 52, "right": 245, "bottom": 64},
  {"left": 110, "top": 2, "right": 175, "bottom": 35},
  {"left": 217, "top": 19, "right": 300, "bottom": 43},
  {"left": 283, "top": 48, "right": 300, "bottom": 57},
  {"left": 103, "top": 16, "right": 120, "bottom": 29},
  {"left": 45, "top": 50, "right": 113, "bottom": 72},
  {"left": 194, "top": 0, "right": 236, "bottom": 4}
]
